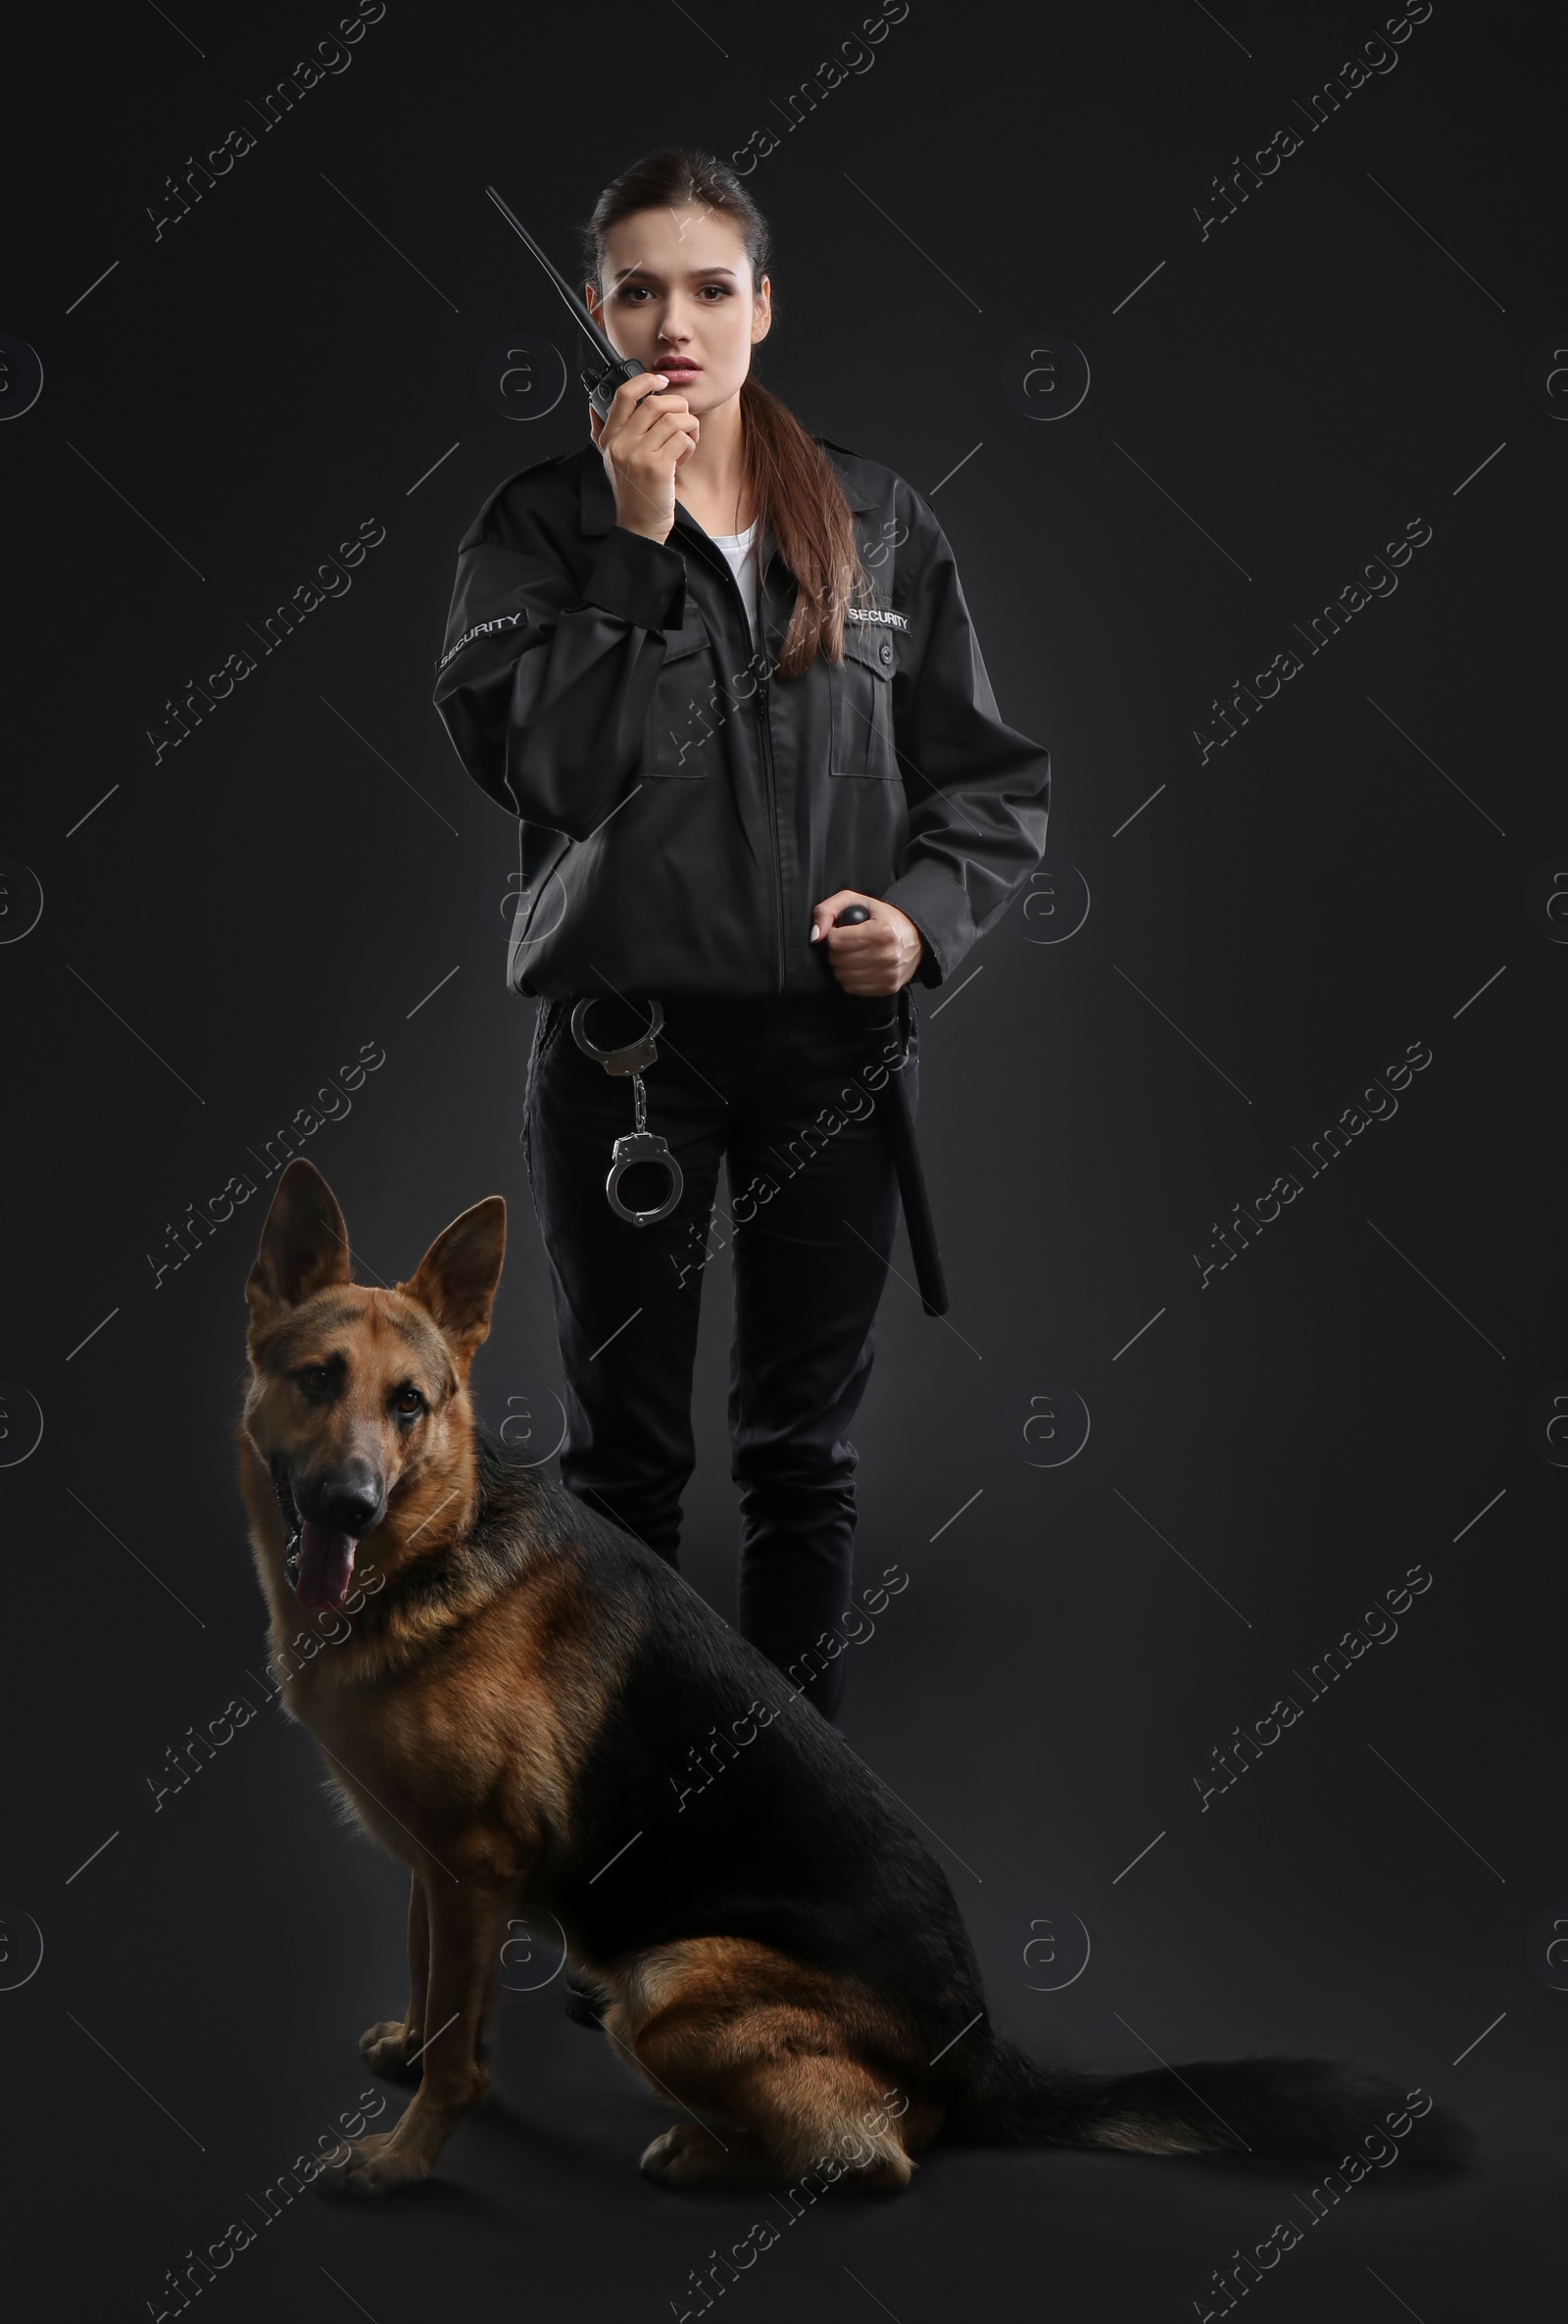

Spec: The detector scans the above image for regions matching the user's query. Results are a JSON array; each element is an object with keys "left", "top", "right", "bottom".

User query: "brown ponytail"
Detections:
[{"left": 581, "top": 147, "right": 875, "bottom": 681}]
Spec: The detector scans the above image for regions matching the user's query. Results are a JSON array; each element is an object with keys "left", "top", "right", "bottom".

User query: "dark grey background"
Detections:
[{"left": 1, "top": 0, "right": 1562, "bottom": 2316}]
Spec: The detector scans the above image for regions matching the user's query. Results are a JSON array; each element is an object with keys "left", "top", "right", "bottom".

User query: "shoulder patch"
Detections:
[{"left": 437, "top": 608, "right": 528, "bottom": 671}]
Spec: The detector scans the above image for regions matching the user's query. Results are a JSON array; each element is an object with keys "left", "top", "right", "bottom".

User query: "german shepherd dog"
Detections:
[{"left": 237, "top": 1158, "right": 1469, "bottom": 2198}]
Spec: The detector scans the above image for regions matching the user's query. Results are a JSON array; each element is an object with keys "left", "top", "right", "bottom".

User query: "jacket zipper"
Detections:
[
  {"left": 747, "top": 539, "right": 786, "bottom": 995},
  {"left": 754, "top": 668, "right": 785, "bottom": 995},
  {"left": 683, "top": 517, "right": 786, "bottom": 995}
]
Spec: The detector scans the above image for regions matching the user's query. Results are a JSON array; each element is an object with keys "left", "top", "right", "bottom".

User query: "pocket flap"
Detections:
[
  {"left": 660, "top": 609, "right": 711, "bottom": 663},
  {"left": 841, "top": 618, "right": 899, "bottom": 675}
]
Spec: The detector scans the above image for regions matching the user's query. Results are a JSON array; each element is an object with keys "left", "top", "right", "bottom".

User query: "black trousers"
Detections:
[{"left": 520, "top": 988, "right": 915, "bottom": 1723}]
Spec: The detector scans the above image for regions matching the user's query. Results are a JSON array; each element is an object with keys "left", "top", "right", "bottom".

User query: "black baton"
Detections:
[{"left": 833, "top": 906, "right": 949, "bottom": 1317}]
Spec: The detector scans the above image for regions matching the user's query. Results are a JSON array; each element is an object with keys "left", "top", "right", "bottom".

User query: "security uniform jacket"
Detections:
[{"left": 432, "top": 437, "right": 1051, "bottom": 999}]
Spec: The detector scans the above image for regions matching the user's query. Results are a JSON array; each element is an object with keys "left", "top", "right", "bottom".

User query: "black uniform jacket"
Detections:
[{"left": 432, "top": 436, "right": 1051, "bottom": 1000}]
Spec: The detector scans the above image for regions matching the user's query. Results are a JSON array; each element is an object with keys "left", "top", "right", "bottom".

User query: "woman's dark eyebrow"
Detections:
[{"left": 609, "top": 263, "right": 738, "bottom": 286}]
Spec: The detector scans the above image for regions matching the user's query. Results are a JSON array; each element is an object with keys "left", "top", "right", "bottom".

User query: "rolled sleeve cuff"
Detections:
[
  {"left": 583, "top": 526, "right": 687, "bottom": 631},
  {"left": 882, "top": 861, "right": 977, "bottom": 988}
]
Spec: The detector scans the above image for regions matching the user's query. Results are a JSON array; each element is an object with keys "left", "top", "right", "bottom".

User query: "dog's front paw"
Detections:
[
  {"left": 319, "top": 2130, "right": 429, "bottom": 2198},
  {"left": 641, "top": 2122, "right": 738, "bottom": 2186},
  {"left": 359, "top": 2019, "right": 421, "bottom": 2080}
]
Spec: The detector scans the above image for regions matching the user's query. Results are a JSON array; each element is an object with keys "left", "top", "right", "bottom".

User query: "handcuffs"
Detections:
[{"left": 569, "top": 998, "right": 684, "bottom": 1228}]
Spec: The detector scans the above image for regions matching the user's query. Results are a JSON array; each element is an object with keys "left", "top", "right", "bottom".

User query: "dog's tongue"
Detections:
[{"left": 295, "top": 1521, "right": 357, "bottom": 1610}]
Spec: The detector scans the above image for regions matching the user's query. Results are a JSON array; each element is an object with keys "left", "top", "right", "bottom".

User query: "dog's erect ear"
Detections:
[
  {"left": 401, "top": 1197, "right": 507, "bottom": 1368},
  {"left": 246, "top": 1159, "right": 352, "bottom": 1336}
]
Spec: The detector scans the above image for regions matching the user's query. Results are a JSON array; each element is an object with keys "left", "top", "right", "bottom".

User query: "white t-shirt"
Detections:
[{"left": 710, "top": 518, "right": 761, "bottom": 648}]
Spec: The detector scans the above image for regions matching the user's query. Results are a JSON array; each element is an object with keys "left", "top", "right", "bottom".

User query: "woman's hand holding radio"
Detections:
[{"left": 590, "top": 373, "right": 701, "bottom": 545}]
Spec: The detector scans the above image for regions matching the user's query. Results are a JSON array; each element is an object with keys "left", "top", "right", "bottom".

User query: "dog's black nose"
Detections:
[{"left": 318, "top": 1465, "right": 383, "bottom": 1537}]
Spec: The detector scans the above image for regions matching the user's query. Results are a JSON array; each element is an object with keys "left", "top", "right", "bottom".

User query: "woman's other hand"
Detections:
[{"left": 809, "top": 892, "right": 924, "bottom": 995}]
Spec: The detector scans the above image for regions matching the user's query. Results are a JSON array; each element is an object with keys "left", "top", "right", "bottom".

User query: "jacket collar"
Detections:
[{"left": 814, "top": 440, "right": 877, "bottom": 515}]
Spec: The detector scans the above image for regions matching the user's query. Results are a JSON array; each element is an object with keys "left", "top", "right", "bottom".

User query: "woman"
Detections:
[{"left": 434, "top": 147, "right": 1049, "bottom": 1730}]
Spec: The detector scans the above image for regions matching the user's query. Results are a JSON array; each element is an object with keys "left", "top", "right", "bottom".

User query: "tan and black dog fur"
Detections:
[{"left": 237, "top": 1158, "right": 1469, "bottom": 2198}]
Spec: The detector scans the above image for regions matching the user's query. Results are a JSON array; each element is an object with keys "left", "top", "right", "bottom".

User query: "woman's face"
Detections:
[{"left": 585, "top": 205, "right": 770, "bottom": 417}]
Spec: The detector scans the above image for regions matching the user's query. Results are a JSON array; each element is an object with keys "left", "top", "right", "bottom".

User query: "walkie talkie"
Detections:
[{"left": 485, "top": 185, "right": 655, "bottom": 423}]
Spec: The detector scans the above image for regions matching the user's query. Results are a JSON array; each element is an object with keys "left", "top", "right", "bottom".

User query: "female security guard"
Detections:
[{"left": 434, "top": 147, "right": 1049, "bottom": 1730}]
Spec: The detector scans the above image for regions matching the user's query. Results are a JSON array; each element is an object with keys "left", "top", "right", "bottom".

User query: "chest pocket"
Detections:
[
  {"left": 830, "top": 619, "right": 900, "bottom": 779},
  {"left": 649, "top": 611, "right": 719, "bottom": 777}
]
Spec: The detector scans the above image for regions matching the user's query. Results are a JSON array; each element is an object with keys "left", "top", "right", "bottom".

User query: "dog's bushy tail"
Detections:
[{"left": 942, "top": 2035, "right": 1472, "bottom": 2167}]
